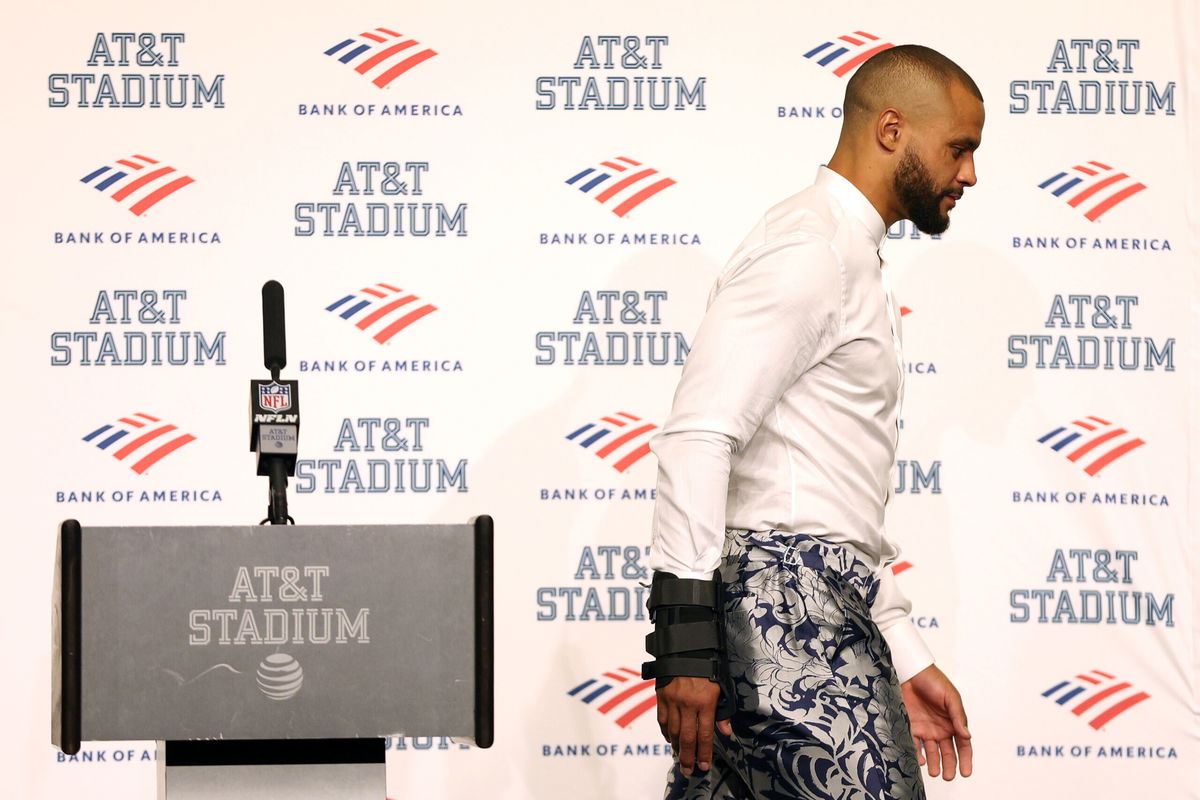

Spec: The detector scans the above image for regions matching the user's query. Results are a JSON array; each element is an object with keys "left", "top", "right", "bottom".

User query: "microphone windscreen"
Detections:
[{"left": 262, "top": 280, "right": 287, "bottom": 372}]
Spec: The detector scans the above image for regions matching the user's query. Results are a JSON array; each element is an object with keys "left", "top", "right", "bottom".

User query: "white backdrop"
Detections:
[{"left": 3, "top": 0, "right": 1197, "bottom": 797}]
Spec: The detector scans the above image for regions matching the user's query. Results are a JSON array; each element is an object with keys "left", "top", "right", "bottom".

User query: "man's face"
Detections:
[{"left": 893, "top": 80, "right": 985, "bottom": 235}]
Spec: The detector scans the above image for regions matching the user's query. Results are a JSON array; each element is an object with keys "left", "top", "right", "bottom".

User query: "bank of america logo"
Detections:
[
  {"left": 566, "top": 412, "right": 657, "bottom": 472},
  {"left": 323, "top": 28, "right": 437, "bottom": 88},
  {"left": 1037, "top": 416, "right": 1145, "bottom": 477},
  {"left": 1037, "top": 162, "right": 1147, "bottom": 221},
  {"left": 568, "top": 667, "right": 656, "bottom": 728},
  {"left": 80, "top": 155, "right": 195, "bottom": 216},
  {"left": 83, "top": 413, "right": 196, "bottom": 474},
  {"left": 803, "top": 32, "right": 894, "bottom": 77},
  {"left": 1042, "top": 670, "right": 1150, "bottom": 730},
  {"left": 565, "top": 157, "right": 676, "bottom": 218},
  {"left": 325, "top": 283, "right": 438, "bottom": 344}
]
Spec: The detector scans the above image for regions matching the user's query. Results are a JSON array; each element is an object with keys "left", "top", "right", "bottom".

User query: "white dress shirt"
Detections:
[{"left": 649, "top": 166, "right": 933, "bottom": 682}]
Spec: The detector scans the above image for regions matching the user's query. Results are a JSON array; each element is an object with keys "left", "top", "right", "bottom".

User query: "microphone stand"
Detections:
[{"left": 252, "top": 281, "right": 299, "bottom": 525}]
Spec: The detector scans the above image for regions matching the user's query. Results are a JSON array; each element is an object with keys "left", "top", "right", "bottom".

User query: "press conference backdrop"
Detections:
[{"left": 3, "top": 0, "right": 1197, "bottom": 797}]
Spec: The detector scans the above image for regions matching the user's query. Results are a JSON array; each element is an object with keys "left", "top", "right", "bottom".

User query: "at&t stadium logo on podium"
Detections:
[
  {"left": 1015, "top": 667, "right": 1176, "bottom": 761},
  {"left": 57, "top": 411, "right": 221, "bottom": 505},
  {"left": 299, "top": 26, "right": 462, "bottom": 118},
  {"left": 299, "top": 282, "right": 463, "bottom": 376},
  {"left": 257, "top": 654, "right": 304, "bottom": 700},
  {"left": 778, "top": 30, "right": 892, "bottom": 120}
]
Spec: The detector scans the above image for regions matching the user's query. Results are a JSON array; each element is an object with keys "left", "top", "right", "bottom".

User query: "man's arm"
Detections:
[
  {"left": 872, "top": 566, "right": 973, "bottom": 781},
  {"left": 871, "top": 565, "right": 934, "bottom": 682},
  {"left": 647, "top": 238, "right": 845, "bottom": 775}
]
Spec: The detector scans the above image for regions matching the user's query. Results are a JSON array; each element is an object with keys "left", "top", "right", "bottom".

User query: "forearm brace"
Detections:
[{"left": 641, "top": 571, "right": 736, "bottom": 719}]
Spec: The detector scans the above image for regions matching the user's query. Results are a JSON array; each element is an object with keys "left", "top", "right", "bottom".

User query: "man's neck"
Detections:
[{"left": 826, "top": 150, "right": 901, "bottom": 227}]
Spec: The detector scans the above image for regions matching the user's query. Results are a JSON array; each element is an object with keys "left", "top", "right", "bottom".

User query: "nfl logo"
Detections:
[{"left": 259, "top": 382, "right": 292, "bottom": 411}]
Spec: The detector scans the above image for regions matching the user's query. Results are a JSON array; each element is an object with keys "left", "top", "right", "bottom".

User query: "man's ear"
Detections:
[{"left": 877, "top": 108, "right": 902, "bottom": 154}]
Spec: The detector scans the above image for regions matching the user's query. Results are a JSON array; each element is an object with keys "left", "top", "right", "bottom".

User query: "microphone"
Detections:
[
  {"left": 262, "top": 279, "right": 287, "bottom": 380},
  {"left": 250, "top": 282, "right": 300, "bottom": 523}
]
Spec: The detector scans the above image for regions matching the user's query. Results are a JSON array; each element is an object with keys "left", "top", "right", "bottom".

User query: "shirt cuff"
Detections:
[{"left": 879, "top": 616, "right": 935, "bottom": 683}]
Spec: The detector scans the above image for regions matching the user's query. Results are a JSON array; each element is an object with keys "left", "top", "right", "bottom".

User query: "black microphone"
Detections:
[
  {"left": 250, "top": 281, "right": 300, "bottom": 523},
  {"left": 262, "top": 280, "right": 287, "bottom": 380}
]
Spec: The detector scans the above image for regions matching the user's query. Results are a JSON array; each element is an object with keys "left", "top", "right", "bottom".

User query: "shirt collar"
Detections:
[{"left": 815, "top": 166, "right": 887, "bottom": 247}]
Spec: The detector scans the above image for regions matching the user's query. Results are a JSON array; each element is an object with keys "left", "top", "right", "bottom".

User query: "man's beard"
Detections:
[{"left": 893, "top": 147, "right": 953, "bottom": 235}]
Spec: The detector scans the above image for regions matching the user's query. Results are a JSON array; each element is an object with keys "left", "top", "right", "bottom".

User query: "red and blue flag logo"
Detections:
[
  {"left": 568, "top": 667, "right": 656, "bottom": 728},
  {"left": 565, "top": 156, "right": 676, "bottom": 218},
  {"left": 325, "top": 283, "right": 438, "bottom": 344},
  {"left": 80, "top": 155, "right": 195, "bottom": 216},
  {"left": 82, "top": 413, "right": 196, "bottom": 474},
  {"left": 803, "top": 32, "right": 894, "bottom": 77},
  {"left": 1037, "top": 161, "right": 1146, "bottom": 221},
  {"left": 1041, "top": 670, "right": 1150, "bottom": 730},
  {"left": 1037, "top": 416, "right": 1145, "bottom": 476},
  {"left": 566, "top": 412, "right": 658, "bottom": 472},
  {"left": 323, "top": 28, "right": 438, "bottom": 88}
]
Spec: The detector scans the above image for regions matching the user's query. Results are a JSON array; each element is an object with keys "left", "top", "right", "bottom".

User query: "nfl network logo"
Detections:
[{"left": 259, "top": 382, "right": 292, "bottom": 411}]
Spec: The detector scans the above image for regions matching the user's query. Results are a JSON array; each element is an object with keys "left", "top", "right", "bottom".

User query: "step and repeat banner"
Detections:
[{"left": 4, "top": 0, "right": 1197, "bottom": 797}]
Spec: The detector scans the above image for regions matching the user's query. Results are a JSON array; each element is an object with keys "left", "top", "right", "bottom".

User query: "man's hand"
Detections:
[
  {"left": 656, "top": 676, "right": 734, "bottom": 776},
  {"left": 901, "top": 664, "right": 973, "bottom": 781}
]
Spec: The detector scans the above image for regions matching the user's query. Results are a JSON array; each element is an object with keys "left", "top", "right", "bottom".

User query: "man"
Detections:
[{"left": 642, "top": 45, "right": 982, "bottom": 799}]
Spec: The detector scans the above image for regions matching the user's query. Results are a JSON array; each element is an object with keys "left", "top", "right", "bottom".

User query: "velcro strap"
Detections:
[
  {"left": 641, "top": 656, "right": 718, "bottom": 682},
  {"left": 648, "top": 576, "right": 718, "bottom": 611},
  {"left": 644, "top": 620, "right": 721, "bottom": 657}
]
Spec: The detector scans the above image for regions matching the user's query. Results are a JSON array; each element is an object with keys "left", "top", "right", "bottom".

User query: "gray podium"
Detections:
[{"left": 53, "top": 517, "right": 494, "bottom": 799}]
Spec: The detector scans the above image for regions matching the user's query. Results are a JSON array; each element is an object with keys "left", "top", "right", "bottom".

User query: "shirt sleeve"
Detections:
[
  {"left": 649, "top": 236, "right": 845, "bottom": 579},
  {"left": 872, "top": 564, "right": 935, "bottom": 683}
]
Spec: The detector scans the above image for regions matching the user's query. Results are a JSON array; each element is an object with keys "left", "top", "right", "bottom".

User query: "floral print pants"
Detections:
[{"left": 664, "top": 530, "right": 925, "bottom": 800}]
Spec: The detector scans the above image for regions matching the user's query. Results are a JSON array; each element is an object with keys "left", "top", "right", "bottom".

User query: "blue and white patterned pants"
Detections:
[{"left": 665, "top": 530, "right": 926, "bottom": 800}]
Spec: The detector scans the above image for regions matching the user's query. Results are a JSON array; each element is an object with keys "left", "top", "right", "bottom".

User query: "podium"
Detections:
[{"left": 53, "top": 517, "right": 494, "bottom": 799}]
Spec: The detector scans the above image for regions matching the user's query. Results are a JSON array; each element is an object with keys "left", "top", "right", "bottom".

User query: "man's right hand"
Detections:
[{"left": 656, "top": 676, "right": 734, "bottom": 776}]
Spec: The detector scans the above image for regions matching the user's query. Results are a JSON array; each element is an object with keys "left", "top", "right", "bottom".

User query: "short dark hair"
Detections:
[{"left": 843, "top": 45, "right": 982, "bottom": 123}]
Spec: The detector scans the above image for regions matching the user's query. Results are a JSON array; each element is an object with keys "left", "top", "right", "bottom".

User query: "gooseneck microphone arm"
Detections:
[{"left": 252, "top": 281, "right": 300, "bottom": 525}]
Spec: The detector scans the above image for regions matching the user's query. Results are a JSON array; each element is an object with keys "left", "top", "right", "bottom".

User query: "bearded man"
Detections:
[{"left": 643, "top": 45, "right": 982, "bottom": 800}]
